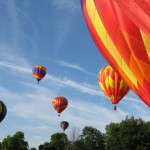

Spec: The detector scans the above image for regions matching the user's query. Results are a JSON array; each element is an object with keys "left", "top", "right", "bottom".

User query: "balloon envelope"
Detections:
[
  {"left": 99, "top": 65, "right": 130, "bottom": 104},
  {"left": 33, "top": 66, "right": 47, "bottom": 84},
  {"left": 113, "top": 0, "right": 150, "bottom": 37},
  {"left": 60, "top": 121, "right": 69, "bottom": 131},
  {"left": 52, "top": 96, "right": 68, "bottom": 116},
  {"left": 0, "top": 101, "right": 7, "bottom": 123},
  {"left": 81, "top": 0, "right": 150, "bottom": 107}
]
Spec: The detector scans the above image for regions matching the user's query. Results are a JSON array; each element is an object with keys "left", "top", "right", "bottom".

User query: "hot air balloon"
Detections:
[
  {"left": 60, "top": 121, "right": 69, "bottom": 131},
  {"left": 98, "top": 65, "right": 130, "bottom": 110},
  {"left": 0, "top": 101, "right": 7, "bottom": 123},
  {"left": 32, "top": 66, "right": 47, "bottom": 84},
  {"left": 52, "top": 96, "right": 68, "bottom": 116},
  {"left": 81, "top": 0, "right": 150, "bottom": 107}
]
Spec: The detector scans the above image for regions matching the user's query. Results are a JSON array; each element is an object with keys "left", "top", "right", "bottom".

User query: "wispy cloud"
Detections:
[
  {"left": 17, "top": 8, "right": 39, "bottom": 56},
  {"left": 0, "top": 60, "right": 103, "bottom": 97},
  {"left": 0, "top": 44, "right": 31, "bottom": 68},
  {"left": 46, "top": 74, "right": 103, "bottom": 96},
  {"left": 4, "top": 0, "right": 20, "bottom": 46},
  {"left": 56, "top": 22, "right": 71, "bottom": 44},
  {"left": 0, "top": 60, "right": 147, "bottom": 106},
  {"left": 51, "top": 0, "right": 80, "bottom": 13},
  {"left": 0, "top": 61, "right": 31, "bottom": 74},
  {"left": 56, "top": 60, "right": 97, "bottom": 77},
  {"left": 50, "top": 0, "right": 81, "bottom": 46}
]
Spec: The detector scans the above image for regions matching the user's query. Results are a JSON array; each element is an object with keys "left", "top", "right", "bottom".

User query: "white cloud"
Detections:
[
  {"left": 0, "top": 60, "right": 148, "bottom": 106},
  {"left": 56, "top": 60, "right": 97, "bottom": 77},
  {"left": 0, "top": 60, "right": 103, "bottom": 96},
  {"left": 57, "top": 22, "right": 71, "bottom": 44},
  {"left": 0, "top": 44, "right": 31, "bottom": 68},
  {"left": 0, "top": 61, "right": 31, "bottom": 74},
  {"left": 17, "top": 8, "right": 39, "bottom": 56},
  {"left": 51, "top": 0, "right": 80, "bottom": 13},
  {"left": 4, "top": 0, "right": 20, "bottom": 46}
]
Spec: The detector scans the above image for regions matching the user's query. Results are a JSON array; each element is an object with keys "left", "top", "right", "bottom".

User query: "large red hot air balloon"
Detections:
[
  {"left": 52, "top": 96, "right": 68, "bottom": 116},
  {"left": 81, "top": 0, "right": 150, "bottom": 107},
  {"left": 99, "top": 65, "right": 130, "bottom": 110}
]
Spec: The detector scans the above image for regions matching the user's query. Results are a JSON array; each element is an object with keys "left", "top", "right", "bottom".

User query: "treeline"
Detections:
[{"left": 1, "top": 116, "right": 150, "bottom": 150}]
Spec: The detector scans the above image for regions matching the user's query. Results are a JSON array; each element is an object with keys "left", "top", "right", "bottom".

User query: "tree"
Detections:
[
  {"left": 1, "top": 131, "right": 28, "bottom": 150},
  {"left": 73, "top": 139, "right": 87, "bottom": 150},
  {"left": 1, "top": 135, "right": 14, "bottom": 150},
  {"left": 39, "top": 133, "right": 70, "bottom": 150},
  {"left": 39, "top": 142, "right": 51, "bottom": 150},
  {"left": 74, "top": 126, "right": 105, "bottom": 150},
  {"left": 105, "top": 116, "right": 150, "bottom": 150},
  {"left": 50, "top": 133, "right": 69, "bottom": 150}
]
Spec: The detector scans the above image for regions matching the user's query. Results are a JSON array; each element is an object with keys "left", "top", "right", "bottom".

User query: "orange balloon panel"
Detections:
[
  {"left": 99, "top": 65, "right": 130, "bottom": 104},
  {"left": 81, "top": 0, "right": 150, "bottom": 107}
]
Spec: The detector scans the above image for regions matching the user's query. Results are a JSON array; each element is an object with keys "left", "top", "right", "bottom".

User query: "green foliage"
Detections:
[
  {"left": 73, "top": 126, "right": 105, "bottom": 150},
  {"left": 50, "top": 133, "right": 69, "bottom": 150},
  {"left": 73, "top": 139, "right": 87, "bottom": 150},
  {"left": 2, "top": 116, "right": 150, "bottom": 150},
  {"left": 39, "top": 133, "right": 69, "bottom": 150},
  {"left": 105, "top": 116, "right": 150, "bottom": 150},
  {"left": 1, "top": 131, "right": 28, "bottom": 150},
  {"left": 39, "top": 142, "right": 52, "bottom": 150}
]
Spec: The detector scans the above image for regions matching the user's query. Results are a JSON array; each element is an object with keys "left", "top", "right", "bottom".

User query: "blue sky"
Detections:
[{"left": 0, "top": 0, "right": 150, "bottom": 149}]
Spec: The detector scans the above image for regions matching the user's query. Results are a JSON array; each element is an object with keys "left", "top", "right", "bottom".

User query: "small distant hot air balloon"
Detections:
[
  {"left": 98, "top": 65, "right": 130, "bottom": 110},
  {"left": 52, "top": 96, "right": 68, "bottom": 116},
  {"left": 0, "top": 100, "right": 7, "bottom": 123},
  {"left": 32, "top": 66, "right": 47, "bottom": 84},
  {"left": 60, "top": 121, "right": 69, "bottom": 131}
]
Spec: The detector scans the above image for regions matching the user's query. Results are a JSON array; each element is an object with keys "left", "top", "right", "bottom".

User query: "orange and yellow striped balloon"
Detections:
[
  {"left": 81, "top": 0, "right": 150, "bottom": 107},
  {"left": 52, "top": 96, "right": 68, "bottom": 116},
  {"left": 99, "top": 65, "right": 130, "bottom": 105}
]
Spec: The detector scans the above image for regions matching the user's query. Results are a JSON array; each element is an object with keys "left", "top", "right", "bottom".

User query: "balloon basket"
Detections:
[{"left": 114, "top": 105, "right": 117, "bottom": 110}]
